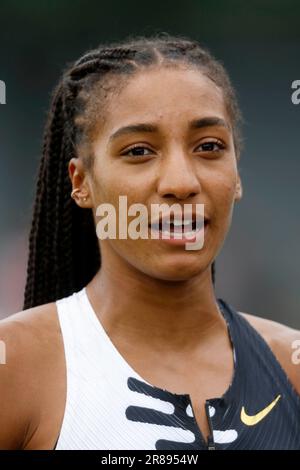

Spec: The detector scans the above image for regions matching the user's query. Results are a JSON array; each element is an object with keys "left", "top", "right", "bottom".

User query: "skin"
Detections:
[{"left": 0, "top": 66, "right": 299, "bottom": 450}]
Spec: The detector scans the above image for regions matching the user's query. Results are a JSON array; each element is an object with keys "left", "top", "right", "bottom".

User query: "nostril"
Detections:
[{"left": 162, "top": 192, "right": 199, "bottom": 200}]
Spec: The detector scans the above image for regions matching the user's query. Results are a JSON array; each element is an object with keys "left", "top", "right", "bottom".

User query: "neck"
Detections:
[{"left": 86, "top": 253, "right": 224, "bottom": 353}]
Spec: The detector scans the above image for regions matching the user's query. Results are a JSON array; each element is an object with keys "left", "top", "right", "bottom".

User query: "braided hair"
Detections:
[{"left": 23, "top": 32, "right": 242, "bottom": 309}]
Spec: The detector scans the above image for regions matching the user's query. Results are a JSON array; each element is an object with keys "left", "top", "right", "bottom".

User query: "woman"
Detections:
[{"left": 0, "top": 33, "right": 299, "bottom": 450}]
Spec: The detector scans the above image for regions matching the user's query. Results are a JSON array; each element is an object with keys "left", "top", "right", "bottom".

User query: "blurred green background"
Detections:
[{"left": 0, "top": 0, "right": 299, "bottom": 326}]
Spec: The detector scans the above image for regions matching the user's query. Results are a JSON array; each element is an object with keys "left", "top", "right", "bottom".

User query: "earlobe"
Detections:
[{"left": 71, "top": 188, "right": 88, "bottom": 203}]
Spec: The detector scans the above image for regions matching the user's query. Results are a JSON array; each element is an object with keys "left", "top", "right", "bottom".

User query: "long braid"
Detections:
[
  {"left": 24, "top": 33, "right": 241, "bottom": 309},
  {"left": 23, "top": 51, "right": 136, "bottom": 308}
]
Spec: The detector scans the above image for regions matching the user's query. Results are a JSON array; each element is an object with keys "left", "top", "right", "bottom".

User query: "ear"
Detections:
[
  {"left": 234, "top": 174, "right": 243, "bottom": 202},
  {"left": 68, "top": 158, "right": 92, "bottom": 208}
]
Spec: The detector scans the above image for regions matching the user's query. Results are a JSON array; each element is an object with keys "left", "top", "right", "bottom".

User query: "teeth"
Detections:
[
  {"left": 172, "top": 219, "right": 192, "bottom": 226},
  {"left": 173, "top": 219, "right": 192, "bottom": 226},
  {"left": 150, "top": 220, "right": 204, "bottom": 234},
  {"left": 150, "top": 218, "right": 196, "bottom": 229},
  {"left": 173, "top": 220, "right": 183, "bottom": 226},
  {"left": 183, "top": 219, "right": 193, "bottom": 225}
]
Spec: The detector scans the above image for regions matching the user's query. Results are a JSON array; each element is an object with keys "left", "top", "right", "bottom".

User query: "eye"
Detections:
[
  {"left": 120, "top": 145, "right": 154, "bottom": 158},
  {"left": 196, "top": 140, "right": 226, "bottom": 153}
]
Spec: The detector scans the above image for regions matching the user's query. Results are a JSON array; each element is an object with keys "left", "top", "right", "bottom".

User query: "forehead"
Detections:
[{"left": 100, "top": 66, "right": 228, "bottom": 136}]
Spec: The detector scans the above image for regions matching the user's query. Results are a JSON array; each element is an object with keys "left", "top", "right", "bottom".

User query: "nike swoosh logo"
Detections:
[{"left": 240, "top": 394, "right": 281, "bottom": 426}]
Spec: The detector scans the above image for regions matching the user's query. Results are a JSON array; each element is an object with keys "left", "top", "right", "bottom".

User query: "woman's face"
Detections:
[{"left": 74, "top": 65, "right": 242, "bottom": 281}]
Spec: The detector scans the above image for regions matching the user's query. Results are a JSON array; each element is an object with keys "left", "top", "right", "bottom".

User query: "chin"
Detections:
[{"left": 142, "top": 255, "right": 208, "bottom": 282}]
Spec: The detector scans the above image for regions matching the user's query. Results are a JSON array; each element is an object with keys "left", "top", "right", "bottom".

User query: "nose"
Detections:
[{"left": 157, "top": 151, "right": 201, "bottom": 200}]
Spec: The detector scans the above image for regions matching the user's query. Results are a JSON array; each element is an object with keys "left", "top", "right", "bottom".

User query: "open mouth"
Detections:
[{"left": 148, "top": 214, "right": 209, "bottom": 239}]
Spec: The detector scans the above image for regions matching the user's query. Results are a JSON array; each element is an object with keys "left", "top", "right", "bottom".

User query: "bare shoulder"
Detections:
[
  {"left": 0, "top": 301, "right": 62, "bottom": 449},
  {"left": 240, "top": 311, "right": 300, "bottom": 396}
]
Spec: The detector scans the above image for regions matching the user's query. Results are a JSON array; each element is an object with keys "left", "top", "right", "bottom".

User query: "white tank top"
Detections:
[
  {"left": 55, "top": 287, "right": 300, "bottom": 450},
  {"left": 55, "top": 287, "right": 201, "bottom": 450}
]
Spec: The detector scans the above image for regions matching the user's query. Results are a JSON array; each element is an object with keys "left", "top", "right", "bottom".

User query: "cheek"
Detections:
[
  {"left": 90, "top": 167, "right": 149, "bottom": 240},
  {"left": 216, "top": 180, "right": 236, "bottom": 206},
  {"left": 90, "top": 163, "right": 123, "bottom": 205},
  {"left": 208, "top": 169, "right": 238, "bottom": 221},
  {"left": 92, "top": 158, "right": 145, "bottom": 205}
]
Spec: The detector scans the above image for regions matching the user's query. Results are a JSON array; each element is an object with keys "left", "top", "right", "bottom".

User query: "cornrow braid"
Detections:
[
  {"left": 24, "top": 33, "right": 241, "bottom": 308},
  {"left": 23, "top": 79, "right": 100, "bottom": 309}
]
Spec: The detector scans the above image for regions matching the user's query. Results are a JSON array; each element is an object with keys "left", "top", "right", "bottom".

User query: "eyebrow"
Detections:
[{"left": 109, "top": 116, "right": 229, "bottom": 142}]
